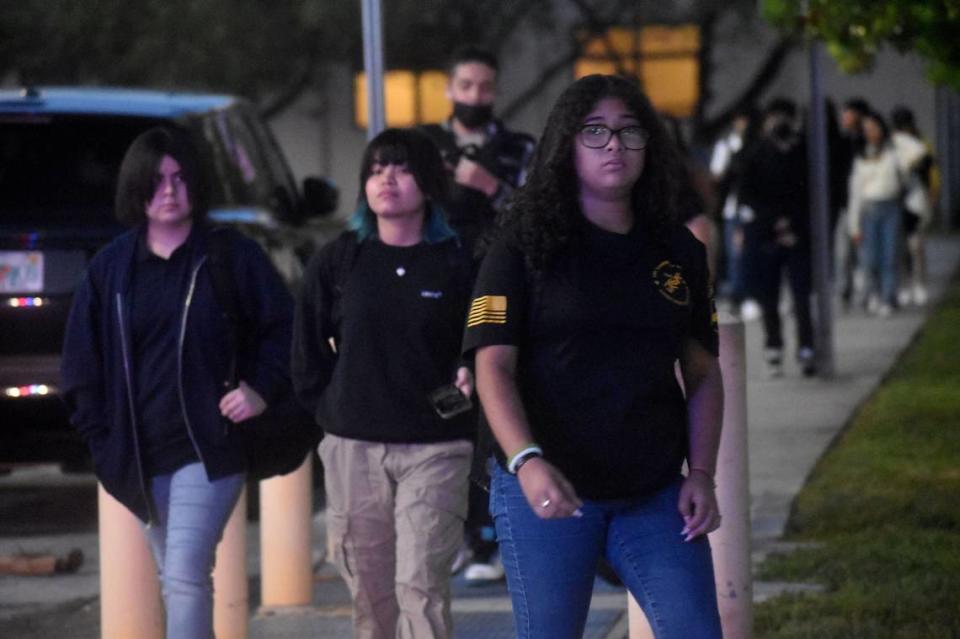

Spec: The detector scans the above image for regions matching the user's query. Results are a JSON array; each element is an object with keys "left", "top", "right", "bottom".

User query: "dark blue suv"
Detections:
[{"left": 0, "top": 87, "right": 339, "bottom": 468}]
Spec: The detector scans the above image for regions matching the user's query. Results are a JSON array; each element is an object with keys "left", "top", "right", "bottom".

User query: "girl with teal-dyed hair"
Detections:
[{"left": 293, "top": 128, "right": 476, "bottom": 639}]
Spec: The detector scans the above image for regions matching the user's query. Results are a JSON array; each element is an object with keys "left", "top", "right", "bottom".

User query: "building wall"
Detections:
[{"left": 269, "top": 14, "right": 943, "bottom": 222}]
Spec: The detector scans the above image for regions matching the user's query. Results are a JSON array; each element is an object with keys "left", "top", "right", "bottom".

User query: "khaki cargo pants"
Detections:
[{"left": 318, "top": 434, "right": 472, "bottom": 639}]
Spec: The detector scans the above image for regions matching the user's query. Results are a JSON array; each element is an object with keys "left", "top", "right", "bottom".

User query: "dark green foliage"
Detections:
[{"left": 762, "top": 0, "right": 960, "bottom": 90}]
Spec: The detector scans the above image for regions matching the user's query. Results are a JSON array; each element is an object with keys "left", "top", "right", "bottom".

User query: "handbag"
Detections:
[{"left": 207, "top": 229, "right": 320, "bottom": 481}]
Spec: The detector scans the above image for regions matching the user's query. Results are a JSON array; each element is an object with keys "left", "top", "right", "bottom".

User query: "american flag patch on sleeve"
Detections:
[{"left": 467, "top": 295, "right": 507, "bottom": 327}]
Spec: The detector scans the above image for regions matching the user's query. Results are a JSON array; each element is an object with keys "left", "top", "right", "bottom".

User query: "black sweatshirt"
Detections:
[
  {"left": 293, "top": 231, "right": 475, "bottom": 443},
  {"left": 131, "top": 232, "right": 198, "bottom": 476}
]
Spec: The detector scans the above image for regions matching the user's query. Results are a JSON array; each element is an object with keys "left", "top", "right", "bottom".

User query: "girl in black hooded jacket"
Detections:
[{"left": 61, "top": 127, "right": 294, "bottom": 638}]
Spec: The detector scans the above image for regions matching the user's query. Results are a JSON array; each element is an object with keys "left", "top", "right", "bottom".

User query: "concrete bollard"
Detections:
[
  {"left": 259, "top": 454, "right": 313, "bottom": 607},
  {"left": 629, "top": 319, "right": 752, "bottom": 638},
  {"left": 98, "top": 484, "right": 164, "bottom": 639},
  {"left": 213, "top": 486, "right": 249, "bottom": 639}
]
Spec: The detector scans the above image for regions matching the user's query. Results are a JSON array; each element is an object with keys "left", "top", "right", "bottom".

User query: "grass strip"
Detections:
[{"left": 754, "top": 275, "right": 960, "bottom": 639}]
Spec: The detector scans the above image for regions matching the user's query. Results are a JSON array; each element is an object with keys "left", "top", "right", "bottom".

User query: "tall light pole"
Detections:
[
  {"left": 361, "top": 0, "right": 386, "bottom": 139},
  {"left": 807, "top": 40, "right": 835, "bottom": 376}
]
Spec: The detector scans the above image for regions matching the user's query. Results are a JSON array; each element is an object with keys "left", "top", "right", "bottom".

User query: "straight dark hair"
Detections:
[
  {"left": 115, "top": 126, "right": 206, "bottom": 226},
  {"left": 859, "top": 110, "right": 892, "bottom": 158},
  {"left": 349, "top": 128, "right": 455, "bottom": 243},
  {"left": 448, "top": 45, "right": 499, "bottom": 75}
]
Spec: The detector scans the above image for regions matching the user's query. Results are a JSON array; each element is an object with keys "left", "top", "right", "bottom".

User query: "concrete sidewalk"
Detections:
[{"left": 1, "top": 234, "right": 957, "bottom": 639}]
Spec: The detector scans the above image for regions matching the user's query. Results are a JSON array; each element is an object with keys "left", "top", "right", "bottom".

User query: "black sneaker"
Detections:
[
  {"left": 764, "top": 348, "right": 784, "bottom": 378},
  {"left": 797, "top": 347, "right": 816, "bottom": 377}
]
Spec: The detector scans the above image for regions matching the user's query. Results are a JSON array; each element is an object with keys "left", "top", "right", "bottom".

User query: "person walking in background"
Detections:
[
  {"left": 709, "top": 105, "right": 761, "bottom": 319},
  {"left": 292, "top": 129, "right": 475, "bottom": 639},
  {"left": 419, "top": 45, "right": 536, "bottom": 584},
  {"left": 665, "top": 115, "right": 720, "bottom": 283},
  {"left": 835, "top": 97, "right": 871, "bottom": 309},
  {"left": 61, "top": 127, "right": 295, "bottom": 638},
  {"left": 738, "top": 98, "right": 817, "bottom": 377},
  {"left": 890, "top": 105, "right": 937, "bottom": 307},
  {"left": 464, "top": 74, "right": 724, "bottom": 639},
  {"left": 848, "top": 111, "right": 925, "bottom": 317},
  {"left": 419, "top": 46, "right": 536, "bottom": 255}
]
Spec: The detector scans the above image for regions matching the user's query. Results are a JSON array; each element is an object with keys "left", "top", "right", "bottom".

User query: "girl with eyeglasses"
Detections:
[{"left": 463, "top": 74, "right": 724, "bottom": 638}]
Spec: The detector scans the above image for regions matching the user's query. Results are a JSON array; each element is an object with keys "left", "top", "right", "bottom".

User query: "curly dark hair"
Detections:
[{"left": 498, "top": 74, "right": 688, "bottom": 275}]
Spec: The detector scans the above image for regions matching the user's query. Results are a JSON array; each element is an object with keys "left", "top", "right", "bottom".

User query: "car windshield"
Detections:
[
  {"left": 0, "top": 110, "right": 298, "bottom": 229},
  {"left": 0, "top": 115, "right": 154, "bottom": 228}
]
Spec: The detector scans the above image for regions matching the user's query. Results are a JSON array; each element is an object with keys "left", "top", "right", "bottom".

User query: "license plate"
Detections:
[{"left": 0, "top": 251, "right": 44, "bottom": 293}]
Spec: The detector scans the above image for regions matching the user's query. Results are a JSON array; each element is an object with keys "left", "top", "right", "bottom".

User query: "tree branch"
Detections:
[
  {"left": 500, "top": 0, "right": 635, "bottom": 121},
  {"left": 260, "top": 63, "right": 316, "bottom": 120},
  {"left": 487, "top": 1, "right": 543, "bottom": 50},
  {"left": 694, "top": 35, "right": 797, "bottom": 143}
]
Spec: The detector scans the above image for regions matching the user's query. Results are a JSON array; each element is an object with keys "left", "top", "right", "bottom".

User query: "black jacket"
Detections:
[
  {"left": 738, "top": 136, "right": 811, "bottom": 246},
  {"left": 61, "top": 224, "right": 294, "bottom": 522},
  {"left": 419, "top": 119, "right": 535, "bottom": 251}
]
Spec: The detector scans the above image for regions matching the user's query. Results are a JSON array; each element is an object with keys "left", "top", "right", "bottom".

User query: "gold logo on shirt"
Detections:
[
  {"left": 652, "top": 261, "right": 690, "bottom": 306},
  {"left": 467, "top": 295, "right": 507, "bottom": 327}
]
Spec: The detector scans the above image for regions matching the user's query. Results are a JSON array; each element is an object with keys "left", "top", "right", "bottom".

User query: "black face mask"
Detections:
[
  {"left": 453, "top": 102, "right": 494, "bottom": 129},
  {"left": 771, "top": 122, "right": 795, "bottom": 143}
]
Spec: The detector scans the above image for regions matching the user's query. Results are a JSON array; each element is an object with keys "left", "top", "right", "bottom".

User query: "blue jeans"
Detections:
[
  {"left": 722, "top": 218, "right": 746, "bottom": 303},
  {"left": 860, "top": 199, "right": 902, "bottom": 306},
  {"left": 490, "top": 466, "right": 721, "bottom": 639},
  {"left": 145, "top": 462, "right": 245, "bottom": 639}
]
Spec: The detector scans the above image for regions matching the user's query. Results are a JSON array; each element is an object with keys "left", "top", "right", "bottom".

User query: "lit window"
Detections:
[
  {"left": 575, "top": 25, "right": 701, "bottom": 118},
  {"left": 355, "top": 70, "right": 451, "bottom": 128}
]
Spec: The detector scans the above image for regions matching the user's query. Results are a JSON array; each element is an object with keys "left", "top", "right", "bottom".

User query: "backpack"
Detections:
[{"left": 207, "top": 230, "right": 320, "bottom": 481}]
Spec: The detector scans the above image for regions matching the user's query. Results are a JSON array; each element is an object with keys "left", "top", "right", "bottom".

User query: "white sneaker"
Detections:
[
  {"left": 740, "top": 299, "right": 761, "bottom": 321},
  {"left": 913, "top": 285, "right": 928, "bottom": 306},
  {"left": 866, "top": 294, "right": 881, "bottom": 315},
  {"left": 764, "top": 348, "right": 784, "bottom": 379},
  {"left": 898, "top": 288, "right": 913, "bottom": 307},
  {"left": 877, "top": 303, "right": 893, "bottom": 318},
  {"left": 450, "top": 546, "right": 472, "bottom": 576},
  {"left": 464, "top": 556, "right": 505, "bottom": 583}
]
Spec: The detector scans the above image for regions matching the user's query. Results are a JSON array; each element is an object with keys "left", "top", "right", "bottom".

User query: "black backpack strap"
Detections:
[{"left": 330, "top": 231, "right": 362, "bottom": 296}]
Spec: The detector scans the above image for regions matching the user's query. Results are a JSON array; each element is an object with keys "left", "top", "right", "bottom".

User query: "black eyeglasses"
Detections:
[{"left": 578, "top": 124, "right": 649, "bottom": 150}]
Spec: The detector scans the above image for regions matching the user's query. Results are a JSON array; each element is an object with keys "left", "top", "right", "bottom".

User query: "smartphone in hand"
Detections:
[{"left": 428, "top": 384, "right": 473, "bottom": 419}]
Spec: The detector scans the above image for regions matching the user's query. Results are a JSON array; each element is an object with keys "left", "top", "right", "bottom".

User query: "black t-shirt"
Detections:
[
  {"left": 131, "top": 233, "right": 199, "bottom": 476},
  {"left": 462, "top": 222, "right": 718, "bottom": 500},
  {"left": 304, "top": 234, "right": 475, "bottom": 443}
]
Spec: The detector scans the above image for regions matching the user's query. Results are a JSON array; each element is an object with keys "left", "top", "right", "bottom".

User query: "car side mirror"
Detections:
[{"left": 302, "top": 177, "right": 338, "bottom": 217}]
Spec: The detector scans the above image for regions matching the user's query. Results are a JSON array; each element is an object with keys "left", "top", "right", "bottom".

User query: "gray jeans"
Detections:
[{"left": 145, "top": 462, "right": 245, "bottom": 639}]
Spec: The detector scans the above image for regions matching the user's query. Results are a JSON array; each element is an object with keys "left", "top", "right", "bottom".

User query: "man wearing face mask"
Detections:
[
  {"left": 419, "top": 46, "right": 535, "bottom": 586},
  {"left": 420, "top": 46, "right": 536, "bottom": 253},
  {"left": 738, "top": 98, "right": 816, "bottom": 378}
]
